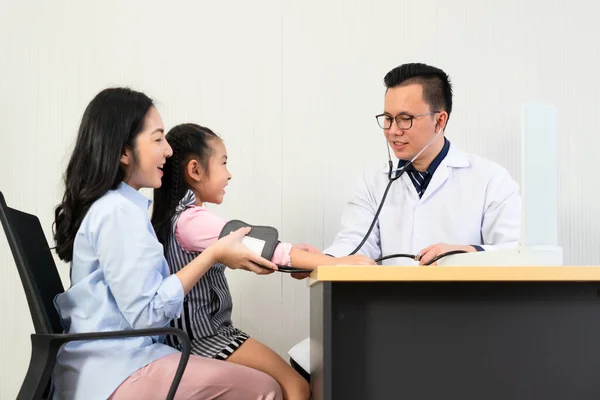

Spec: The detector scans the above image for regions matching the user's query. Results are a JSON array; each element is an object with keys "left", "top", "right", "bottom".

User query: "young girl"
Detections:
[
  {"left": 151, "top": 123, "right": 375, "bottom": 400},
  {"left": 52, "top": 88, "right": 283, "bottom": 400}
]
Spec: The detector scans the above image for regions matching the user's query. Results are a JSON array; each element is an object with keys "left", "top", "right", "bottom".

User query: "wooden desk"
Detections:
[{"left": 309, "top": 266, "right": 600, "bottom": 400}]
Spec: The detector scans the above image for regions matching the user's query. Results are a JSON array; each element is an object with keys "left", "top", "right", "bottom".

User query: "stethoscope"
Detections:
[{"left": 346, "top": 123, "right": 467, "bottom": 265}]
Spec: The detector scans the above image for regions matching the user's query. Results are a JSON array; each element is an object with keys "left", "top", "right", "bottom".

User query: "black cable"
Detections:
[
  {"left": 276, "top": 265, "right": 313, "bottom": 274},
  {"left": 251, "top": 261, "right": 313, "bottom": 274},
  {"left": 348, "top": 161, "right": 406, "bottom": 255},
  {"left": 374, "top": 253, "right": 416, "bottom": 263},
  {"left": 374, "top": 250, "right": 469, "bottom": 265}
]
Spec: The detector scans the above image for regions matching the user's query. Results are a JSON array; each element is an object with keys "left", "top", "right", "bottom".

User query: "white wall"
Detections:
[{"left": 1, "top": 0, "right": 599, "bottom": 397}]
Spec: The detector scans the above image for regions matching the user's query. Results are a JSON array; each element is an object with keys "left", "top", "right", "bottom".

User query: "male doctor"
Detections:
[
  {"left": 288, "top": 63, "right": 521, "bottom": 379},
  {"left": 324, "top": 62, "right": 521, "bottom": 265}
]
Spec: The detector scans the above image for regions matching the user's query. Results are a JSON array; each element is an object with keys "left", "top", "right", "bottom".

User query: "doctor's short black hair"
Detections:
[{"left": 384, "top": 63, "right": 453, "bottom": 117}]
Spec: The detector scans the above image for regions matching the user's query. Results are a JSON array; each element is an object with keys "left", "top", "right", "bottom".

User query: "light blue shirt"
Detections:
[{"left": 52, "top": 182, "right": 184, "bottom": 400}]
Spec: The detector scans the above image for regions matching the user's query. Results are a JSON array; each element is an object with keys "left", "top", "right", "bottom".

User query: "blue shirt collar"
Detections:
[
  {"left": 117, "top": 182, "right": 152, "bottom": 211},
  {"left": 399, "top": 137, "right": 450, "bottom": 175}
]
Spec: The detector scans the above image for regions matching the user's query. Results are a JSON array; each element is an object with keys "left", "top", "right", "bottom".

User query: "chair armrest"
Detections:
[
  {"left": 40, "top": 326, "right": 190, "bottom": 346},
  {"left": 37, "top": 327, "right": 191, "bottom": 400}
]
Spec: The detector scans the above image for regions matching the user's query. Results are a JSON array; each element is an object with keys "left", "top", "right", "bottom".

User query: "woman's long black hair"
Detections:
[
  {"left": 53, "top": 87, "right": 154, "bottom": 261},
  {"left": 151, "top": 123, "right": 219, "bottom": 249}
]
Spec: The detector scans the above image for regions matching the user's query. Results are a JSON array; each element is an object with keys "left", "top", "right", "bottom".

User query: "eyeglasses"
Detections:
[{"left": 375, "top": 111, "right": 440, "bottom": 130}]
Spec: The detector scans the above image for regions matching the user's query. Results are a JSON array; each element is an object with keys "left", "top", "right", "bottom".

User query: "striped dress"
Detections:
[{"left": 165, "top": 191, "right": 249, "bottom": 359}]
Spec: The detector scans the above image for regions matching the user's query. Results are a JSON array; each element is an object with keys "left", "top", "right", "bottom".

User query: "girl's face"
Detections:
[
  {"left": 194, "top": 139, "right": 231, "bottom": 205},
  {"left": 121, "top": 107, "right": 173, "bottom": 190}
]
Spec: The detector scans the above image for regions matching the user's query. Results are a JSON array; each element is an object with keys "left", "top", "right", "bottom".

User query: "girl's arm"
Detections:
[
  {"left": 175, "top": 206, "right": 227, "bottom": 252},
  {"left": 288, "top": 247, "right": 375, "bottom": 269},
  {"left": 176, "top": 207, "right": 374, "bottom": 268}
]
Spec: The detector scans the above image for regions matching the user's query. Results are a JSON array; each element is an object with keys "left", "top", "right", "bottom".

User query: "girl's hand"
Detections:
[{"left": 290, "top": 243, "right": 323, "bottom": 279}]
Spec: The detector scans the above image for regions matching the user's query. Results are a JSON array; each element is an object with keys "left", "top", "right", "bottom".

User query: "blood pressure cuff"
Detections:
[{"left": 218, "top": 219, "right": 280, "bottom": 261}]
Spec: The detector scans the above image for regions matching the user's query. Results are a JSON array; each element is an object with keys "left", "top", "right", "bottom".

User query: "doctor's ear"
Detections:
[{"left": 435, "top": 112, "right": 449, "bottom": 131}]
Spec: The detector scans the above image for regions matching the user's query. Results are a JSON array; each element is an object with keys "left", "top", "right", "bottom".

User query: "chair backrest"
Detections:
[{"left": 0, "top": 191, "right": 65, "bottom": 334}]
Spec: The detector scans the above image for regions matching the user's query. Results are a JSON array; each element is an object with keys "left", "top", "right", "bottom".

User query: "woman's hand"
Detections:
[{"left": 206, "top": 227, "right": 278, "bottom": 275}]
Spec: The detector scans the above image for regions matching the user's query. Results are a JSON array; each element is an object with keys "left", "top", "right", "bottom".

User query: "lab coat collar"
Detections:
[{"left": 381, "top": 140, "right": 470, "bottom": 174}]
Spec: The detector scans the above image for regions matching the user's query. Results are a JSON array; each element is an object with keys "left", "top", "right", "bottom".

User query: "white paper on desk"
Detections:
[{"left": 288, "top": 337, "right": 310, "bottom": 372}]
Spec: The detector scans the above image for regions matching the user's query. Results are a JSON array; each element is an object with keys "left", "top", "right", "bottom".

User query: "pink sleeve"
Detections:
[
  {"left": 175, "top": 207, "right": 228, "bottom": 252},
  {"left": 272, "top": 242, "right": 293, "bottom": 266}
]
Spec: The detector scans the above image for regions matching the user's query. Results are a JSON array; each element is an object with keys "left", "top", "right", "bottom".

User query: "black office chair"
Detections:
[{"left": 0, "top": 191, "right": 192, "bottom": 400}]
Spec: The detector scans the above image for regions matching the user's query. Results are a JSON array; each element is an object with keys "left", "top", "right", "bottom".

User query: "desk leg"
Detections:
[{"left": 310, "top": 281, "right": 331, "bottom": 400}]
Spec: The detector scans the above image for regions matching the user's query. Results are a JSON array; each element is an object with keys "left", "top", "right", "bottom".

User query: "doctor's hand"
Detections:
[{"left": 417, "top": 244, "right": 476, "bottom": 266}]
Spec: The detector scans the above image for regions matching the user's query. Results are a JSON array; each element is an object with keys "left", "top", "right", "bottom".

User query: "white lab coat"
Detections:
[{"left": 324, "top": 143, "right": 521, "bottom": 265}]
